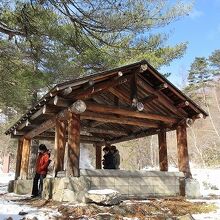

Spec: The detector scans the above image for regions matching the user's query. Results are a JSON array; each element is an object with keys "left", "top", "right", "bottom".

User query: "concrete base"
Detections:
[{"left": 10, "top": 169, "right": 185, "bottom": 202}]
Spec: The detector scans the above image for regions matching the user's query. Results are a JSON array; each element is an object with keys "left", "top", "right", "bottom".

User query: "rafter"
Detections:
[
  {"left": 81, "top": 126, "right": 128, "bottom": 136},
  {"left": 137, "top": 75, "right": 188, "bottom": 118},
  {"left": 75, "top": 74, "right": 132, "bottom": 100},
  {"left": 85, "top": 102, "right": 177, "bottom": 123},
  {"left": 81, "top": 111, "right": 159, "bottom": 128}
]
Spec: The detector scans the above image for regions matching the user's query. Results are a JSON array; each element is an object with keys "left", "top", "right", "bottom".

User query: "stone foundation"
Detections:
[{"left": 10, "top": 169, "right": 185, "bottom": 202}]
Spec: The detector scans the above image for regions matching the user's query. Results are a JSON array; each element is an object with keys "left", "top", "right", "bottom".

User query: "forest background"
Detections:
[{"left": 0, "top": 0, "right": 220, "bottom": 170}]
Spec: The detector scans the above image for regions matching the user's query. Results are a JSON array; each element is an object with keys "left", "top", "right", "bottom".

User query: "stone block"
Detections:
[
  {"left": 114, "top": 185, "right": 129, "bottom": 195},
  {"left": 114, "top": 177, "right": 129, "bottom": 186},
  {"left": 140, "top": 185, "right": 154, "bottom": 194},
  {"left": 68, "top": 176, "right": 90, "bottom": 192},
  {"left": 8, "top": 180, "right": 14, "bottom": 193},
  {"left": 14, "top": 179, "right": 33, "bottom": 195},
  {"left": 128, "top": 185, "right": 141, "bottom": 195},
  {"left": 154, "top": 184, "right": 178, "bottom": 195},
  {"left": 52, "top": 189, "right": 64, "bottom": 202},
  {"left": 85, "top": 189, "right": 121, "bottom": 205},
  {"left": 90, "top": 177, "right": 101, "bottom": 188},
  {"left": 62, "top": 189, "right": 77, "bottom": 202},
  {"left": 129, "top": 177, "right": 142, "bottom": 185},
  {"left": 185, "top": 178, "right": 201, "bottom": 199},
  {"left": 42, "top": 178, "right": 52, "bottom": 200},
  {"left": 100, "top": 177, "right": 115, "bottom": 187}
]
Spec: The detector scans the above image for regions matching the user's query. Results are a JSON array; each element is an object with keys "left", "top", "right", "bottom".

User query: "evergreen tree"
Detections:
[
  {"left": 0, "top": 0, "right": 192, "bottom": 116},
  {"left": 188, "top": 57, "right": 212, "bottom": 87},
  {"left": 209, "top": 49, "right": 220, "bottom": 78},
  {"left": 185, "top": 57, "right": 212, "bottom": 105}
]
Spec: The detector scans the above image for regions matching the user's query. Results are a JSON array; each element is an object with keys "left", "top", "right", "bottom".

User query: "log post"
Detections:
[
  {"left": 28, "top": 139, "right": 39, "bottom": 179},
  {"left": 158, "top": 130, "right": 168, "bottom": 171},
  {"left": 67, "top": 112, "right": 80, "bottom": 177},
  {"left": 95, "top": 144, "right": 102, "bottom": 169},
  {"left": 55, "top": 119, "right": 67, "bottom": 176},
  {"left": 20, "top": 138, "right": 31, "bottom": 179},
  {"left": 15, "top": 139, "right": 23, "bottom": 180},
  {"left": 176, "top": 124, "right": 191, "bottom": 177}
]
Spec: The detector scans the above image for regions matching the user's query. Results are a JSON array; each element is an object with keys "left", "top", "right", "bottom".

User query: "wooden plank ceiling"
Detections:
[{"left": 5, "top": 60, "right": 208, "bottom": 145}]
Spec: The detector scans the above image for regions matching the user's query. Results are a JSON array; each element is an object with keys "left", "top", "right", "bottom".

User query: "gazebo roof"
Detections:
[{"left": 5, "top": 60, "right": 208, "bottom": 144}]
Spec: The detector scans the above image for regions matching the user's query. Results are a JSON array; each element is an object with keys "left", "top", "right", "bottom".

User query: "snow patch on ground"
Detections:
[
  {"left": 87, "top": 189, "right": 118, "bottom": 195},
  {"left": 0, "top": 199, "right": 61, "bottom": 220},
  {"left": 0, "top": 168, "right": 61, "bottom": 219}
]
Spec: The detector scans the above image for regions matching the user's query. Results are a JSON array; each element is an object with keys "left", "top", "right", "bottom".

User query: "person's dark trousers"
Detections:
[{"left": 32, "top": 173, "right": 46, "bottom": 197}]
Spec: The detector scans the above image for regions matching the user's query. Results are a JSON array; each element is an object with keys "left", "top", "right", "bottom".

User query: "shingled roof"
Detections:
[{"left": 5, "top": 60, "right": 208, "bottom": 144}]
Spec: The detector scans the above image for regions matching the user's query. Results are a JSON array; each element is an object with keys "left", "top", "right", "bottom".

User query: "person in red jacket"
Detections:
[{"left": 31, "top": 144, "right": 50, "bottom": 198}]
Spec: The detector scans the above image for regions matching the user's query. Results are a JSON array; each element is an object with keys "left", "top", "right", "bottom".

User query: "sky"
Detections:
[{"left": 160, "top": 0, "right": 220, "bottom": 88}]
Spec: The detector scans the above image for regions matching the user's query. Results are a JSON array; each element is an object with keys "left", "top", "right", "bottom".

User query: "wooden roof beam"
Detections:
[
  {"left": 17, "top": 119, "right": 30, "bottom": 130},
  {"left": 137, "top": 75, "right": 188, "bottom": 118},
  {"left": 85, "top": 102, "right": 177, "bottom": 123},
  {"left": 12, "top": 132, "right": 105, "bottom": 143},
  {"left": 30, "top": 105, "right": 58, "bottom": 121},
  {"left": 140, "top": 94, "right": 158, "bottom": 104},
  {"left": 143, "top": 67, "right": 207, "bottom": 116},
  {"left": 176, "top": 101, "right": 190, "bottom": 109},
  {"left": 50, "top": 96, "right": 72, "bottom": 108},
  {"left": 130, "top": 73, "right": 138, "bottom": 107},
  {"left": 24, "top": 100, "right": 86, "bottom": 139},
  {"left": 81, "top": 126, "right": 128, "bottom": 136},
  {"left": 109, "top": 128, "right": 159, "bottom": 144},
  {"left": 75, "top": 74, "right": 132, "bottom": 100},
  {"left": 109, "top": 87, "right": 132, "bottom": 104},
  {"left": 155, "top": 83, "right": 168, "bottom": 91},
  {"left": 81, "top": 111, "right": 159, "bottom": 128},
  {"left": 109, "top": 126, "right": 177, "bottom": 144}
]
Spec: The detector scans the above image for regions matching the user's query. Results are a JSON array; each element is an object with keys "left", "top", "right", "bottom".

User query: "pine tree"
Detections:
[
  {"left": 209, "top": 49, "right": 220, "bottom": 78},
  {"left": 0, "top": 0, "right": 192, "bottom": 115},
  {"left": 188, "top": 57, "right": 212, "bottom": 87}
]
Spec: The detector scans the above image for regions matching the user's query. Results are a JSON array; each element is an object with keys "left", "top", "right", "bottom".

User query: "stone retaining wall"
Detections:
[
  {"left": 9, "top": 170, "right": 185, "bottom": 202},
  {"left": 42, "top": 169, "right": 184, "bottom": 202}
]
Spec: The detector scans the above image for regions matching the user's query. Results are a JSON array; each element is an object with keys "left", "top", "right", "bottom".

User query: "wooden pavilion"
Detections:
[{"left": 6, "top": 60, "right": 207, "bottom": 182}]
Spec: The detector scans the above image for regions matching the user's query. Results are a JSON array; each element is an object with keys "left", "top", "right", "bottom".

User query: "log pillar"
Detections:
[
  {"left": 67, "top": 112, "right": 80, "bottom": 177},
  {"left": 176, "top": 124, "right": 191, "bottom": 178},
  {"left": 20, "top": 138, "right": 31, "bottom": 180},
  {"left": 55, "top": 119, "right": 67, "bottom": 176},
  {"left": 15, "top": 139, "right": 23, "bottom": 180},
  {"left": 95, "top": 144, "right": 102, "bottom": 169},
  {"left": 158, "top": 130, "right": 168, "bottom": 171},
  {"left": 28, "top": 139, "right": 39, "bottom": 179}
]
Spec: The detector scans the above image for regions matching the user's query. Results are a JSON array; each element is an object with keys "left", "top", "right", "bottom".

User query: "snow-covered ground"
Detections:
[
  {"left": 0, "top": 168, "right": 61, "bottom": 220},
  {"left": 1, "top": 167, "right": 220, "bottom": 219}
]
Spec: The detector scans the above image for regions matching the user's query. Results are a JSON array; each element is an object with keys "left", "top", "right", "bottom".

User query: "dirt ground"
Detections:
[{"left": 0, "top": 192, "right": 218, "bottom": 220}]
